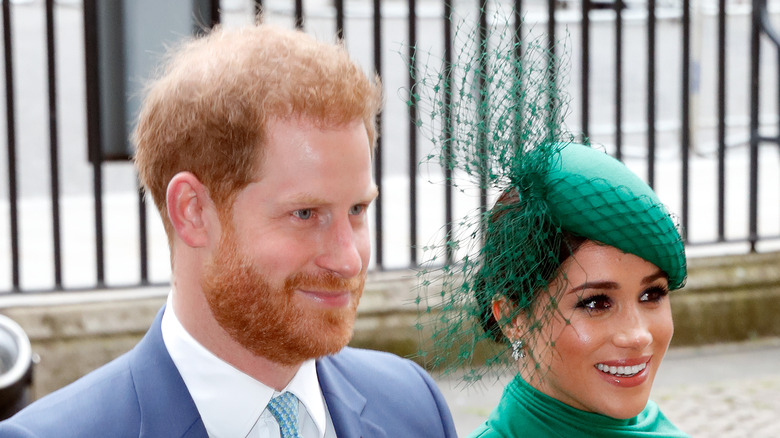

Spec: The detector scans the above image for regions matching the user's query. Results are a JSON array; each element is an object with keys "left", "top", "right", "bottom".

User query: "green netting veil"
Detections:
[{"left": 412, "top": 12, "right": 686, "bottom": 384}]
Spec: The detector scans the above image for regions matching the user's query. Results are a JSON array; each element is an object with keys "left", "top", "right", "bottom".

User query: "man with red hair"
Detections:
[{"left": 0, "top": 23, "right": 456, "bottom": 438}]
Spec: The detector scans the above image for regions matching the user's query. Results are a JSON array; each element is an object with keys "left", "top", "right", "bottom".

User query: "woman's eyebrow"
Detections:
[
  {"left": 569, "top": 281, "right": 619, "bottom": 293},
  {"left": 641, "top": 270, "right": 667, "bottom": 285}
]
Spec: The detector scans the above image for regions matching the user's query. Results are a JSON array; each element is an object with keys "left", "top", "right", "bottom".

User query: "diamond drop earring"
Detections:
[{"left": 511, "top": 339, "right": 526, "bottom": 360}]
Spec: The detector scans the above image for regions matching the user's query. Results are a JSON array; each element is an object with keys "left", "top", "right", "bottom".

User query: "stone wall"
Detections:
[{"left": 1, "top": 251, "right": 780, "bottom": 401}]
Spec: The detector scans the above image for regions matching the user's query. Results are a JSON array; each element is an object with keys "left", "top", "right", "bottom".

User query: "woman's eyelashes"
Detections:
[
  {"left": 574, "top": 285, "right": 669, "bottom": 313},
  {"left": 575, "top": 293, "right": 611, "bottom": 313},
  {"left": 640, "top": 285, "right": 669, "bottom": 303}
]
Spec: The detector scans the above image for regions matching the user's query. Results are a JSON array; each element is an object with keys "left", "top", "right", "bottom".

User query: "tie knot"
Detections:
[{"left": 267, "top": 392, "right": 301, "bottom": 438}]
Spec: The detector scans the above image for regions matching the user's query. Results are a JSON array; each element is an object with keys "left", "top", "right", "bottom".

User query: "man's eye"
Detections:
[
  {"left": 293, "top": 209, "right": 313, "bottom": 220},
  {"left": 349, "top": 205, "right": 365, "bottom": 215}
]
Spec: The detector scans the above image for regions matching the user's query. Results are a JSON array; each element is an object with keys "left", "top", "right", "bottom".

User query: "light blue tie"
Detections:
[{"left": 267, "top": 392, "right": 302, "bottom": 438}]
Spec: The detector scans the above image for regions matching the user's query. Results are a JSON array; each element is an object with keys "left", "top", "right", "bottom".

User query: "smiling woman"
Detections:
[
  {"left": 421, "top": 144, "right": 690, "bottom": 438},
  {"left": 412, "top": 12, "right": 689, "bottom": 437}
]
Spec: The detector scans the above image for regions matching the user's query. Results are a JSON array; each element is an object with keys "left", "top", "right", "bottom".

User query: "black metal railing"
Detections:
[
  {"left": 2, "top": 0, "right": 18, "bottom": 291},
  {"left": 0, "top": 0, "right": 777, "bottom": 293},
  {"left": 751, "top": 0, "right": 780, "bottom": 251}
]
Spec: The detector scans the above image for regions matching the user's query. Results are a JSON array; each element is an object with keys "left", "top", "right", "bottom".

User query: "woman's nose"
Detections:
[{"left": 612, "top": 307, "right": 653, "bottom": 349}]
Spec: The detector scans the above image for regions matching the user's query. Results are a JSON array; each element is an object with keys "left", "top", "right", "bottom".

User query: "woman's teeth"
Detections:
[{"left": 596, "top": 362, "right": 647, "bottom": 377}]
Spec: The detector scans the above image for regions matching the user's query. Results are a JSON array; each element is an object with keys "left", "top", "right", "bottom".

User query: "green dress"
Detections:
[{"left": 468, "top": 375, "right": 690, "bottom": 438}]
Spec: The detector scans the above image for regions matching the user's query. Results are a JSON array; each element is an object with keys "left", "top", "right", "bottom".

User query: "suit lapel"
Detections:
[
  {"left": 129, "top": 306, "right": 208, "bottom": 438},
  {"left": 317, "top": 357, "right": 387, "bottom": 438}
]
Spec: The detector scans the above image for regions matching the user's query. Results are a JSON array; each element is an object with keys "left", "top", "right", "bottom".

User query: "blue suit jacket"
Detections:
[{"left": 0, "top": 307, "right": 457, "bottom": 438}]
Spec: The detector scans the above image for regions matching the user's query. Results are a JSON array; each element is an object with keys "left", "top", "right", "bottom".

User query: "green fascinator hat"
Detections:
[{"left": 545, "top": 143, "right": 686, "bottom": 290}]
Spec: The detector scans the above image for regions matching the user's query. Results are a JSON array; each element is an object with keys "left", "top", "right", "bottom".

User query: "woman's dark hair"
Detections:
[{"left": 476, "top": 188, "right": 587, "bottom": 343}]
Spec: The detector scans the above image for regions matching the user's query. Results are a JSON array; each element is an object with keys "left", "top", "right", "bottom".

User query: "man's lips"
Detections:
[{"left": 296, "top": 289, "right": 352, "bottom": 307}]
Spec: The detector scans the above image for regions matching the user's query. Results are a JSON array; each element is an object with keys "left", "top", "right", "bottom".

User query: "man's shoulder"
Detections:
[
  {"left": 0, "top": 352, "right": 140, "bottom": 437},
  {"left": 320, "top": 346, "right": 427, "bottom": 380},
  {"left": 322, "top": 346, "right": 410, "bottom": 364},
  {"left": 319, "top": 348, "right": 458, "bottom": 437},
  {"left": 0, "top": 306, "right": 183, "bottom": 438},
  {"left": 318, "top": 347, "right": 443, "bottom": 406},
  {"left": 25, "top": 350, "right": 136, "bottom": 409}
]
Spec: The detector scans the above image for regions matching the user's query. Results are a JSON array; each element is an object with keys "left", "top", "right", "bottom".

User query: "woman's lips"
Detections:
[{"left": 594, "top": 356, "right": 652, "bottom": 387}]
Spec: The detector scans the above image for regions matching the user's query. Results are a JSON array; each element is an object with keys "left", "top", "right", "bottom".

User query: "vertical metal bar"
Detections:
[
  {"left": 748, "top": 0, "right": 761, "bottom": 251},
  {"left": 647, "top": 0, "right": 656, "bottom": 188},
  {"left": 83, "top": 0, "right": 105, "bottom": 286},
  {"left": 372, "top": 0, "right": 383, "bottom": 269},
  {"left": 295, "top": 0, "right": 304, "bottom": 30},
  {"left": 408, "top": 0, "right": 417, "bottom": 265},
  {"left": 716, "top": 0, "right": 726, "bottom": 240},
  {"left": 544, "top": 0, "right": 558, "bottom": 137},
  {"left": 209, "top": 0, "right": 220, "bottom": 27},
  {"left": 255, "top": 0, "right": 263, "bottom": 18},
  {"left": 478, "top": 1, "right": 488, "bottom": 219},
  {"left": 680, "top": 0, "right": 690, "bottom": 240},
  {"left": 443, "top": 1, "right": 454, "bottom": 265},
  {"left": 513, "top": 0, "right": 524, "bottom": 149},
  {"left": 547, "top": 0, "right": 555, "bottom": 54},
  {"left": 2, "top": 0, "right": 19, "bottom": 291},
  {"left": 614, "top": 0, "right": 623, "bottom": 160},
  {"left": 45, "top": 0, "right": 62, "bottom": 288},
  {"left": 581, "top": 0, "right": 590, "bottom": 141},
  {"left": 335, "top": 0, "right": 344, "bottom": 39},
  {"left": 514, "top": 0, "right": 523, "bottom": 127},
  {"left": 777, "top": 45, "right": 780, "bottom": 239},
  {"left": 138, "top": 186, "right": 148, "bottom": 284}
]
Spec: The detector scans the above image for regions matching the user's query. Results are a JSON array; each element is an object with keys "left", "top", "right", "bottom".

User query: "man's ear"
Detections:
[
  {"left": 166, "top": 172, "right": 217, "bottom": 248},
  {"left": 492, "top": 296, "right": 524, "bottom": 341}
]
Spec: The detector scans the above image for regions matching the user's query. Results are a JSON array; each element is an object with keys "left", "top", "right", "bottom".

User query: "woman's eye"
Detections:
[
  {"left": 293, "top": 209, "right": 313, "bottom": 220},
  {"left": 575, "top": 294, "right": 611, "bottom": 313},
  {"left": 349, "top": 204, "right": 365, "bottom": 215},
  {"left": 640, "top": 286, "right": 669, "bottom": 303}
]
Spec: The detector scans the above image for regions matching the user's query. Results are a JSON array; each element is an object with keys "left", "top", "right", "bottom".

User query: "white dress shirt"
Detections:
[{"left": 161, "top": 295, "right": 336, "bottom": 438}]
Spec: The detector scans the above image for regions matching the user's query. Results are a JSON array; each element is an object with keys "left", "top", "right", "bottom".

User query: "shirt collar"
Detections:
[{"left": 161, "top": 294, "right": 327, "bottom": 438}]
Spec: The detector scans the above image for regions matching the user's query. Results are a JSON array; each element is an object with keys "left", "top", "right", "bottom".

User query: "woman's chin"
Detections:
[{"left": 596, "top": 396, "right": 650, "bottom": 420}]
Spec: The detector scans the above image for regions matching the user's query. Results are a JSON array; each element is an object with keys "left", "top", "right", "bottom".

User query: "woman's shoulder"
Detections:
[
  {"left": 640, "top": 401, "right": 691, "bottom": 437},
  {"left": 465, "top": 422, "right": 498, "bottom": 438}
]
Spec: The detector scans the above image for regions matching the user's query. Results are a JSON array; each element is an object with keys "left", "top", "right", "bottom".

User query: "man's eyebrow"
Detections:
[
  {"left": 283, "top": 186, "right": 379, "bottom": 206},
  {"left": 283, "top": 194, "right": 327, "bottom": 206}
]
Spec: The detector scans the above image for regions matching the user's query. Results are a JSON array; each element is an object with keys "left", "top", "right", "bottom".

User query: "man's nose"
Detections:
[{"left": 314, "top": 216, "right": 363, "bottom": 278}]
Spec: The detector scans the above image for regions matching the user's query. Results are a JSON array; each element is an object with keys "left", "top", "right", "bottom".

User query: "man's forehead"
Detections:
[{"left": 254, "top": 119, "right": 370, "bottom": 171}]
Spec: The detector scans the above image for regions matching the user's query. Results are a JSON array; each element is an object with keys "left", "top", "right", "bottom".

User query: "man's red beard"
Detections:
[{"left": 201, "top": 229, "right": 364, "bottom": 366}]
